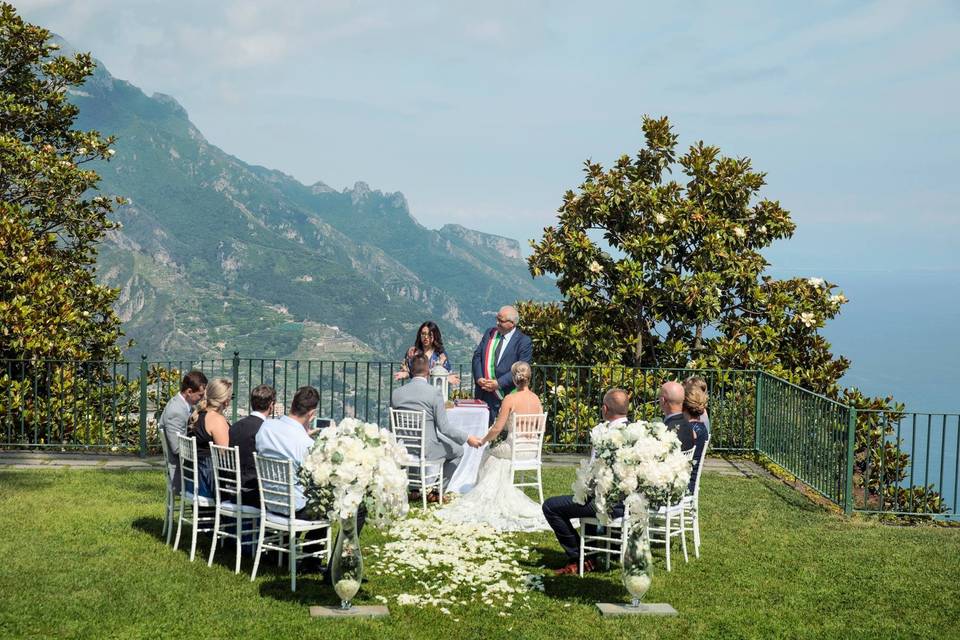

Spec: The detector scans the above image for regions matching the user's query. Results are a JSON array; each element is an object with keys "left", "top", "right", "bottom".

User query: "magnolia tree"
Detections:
[
  {"left": 1, "top": 3, "right": 123, "bottom": 361},
  {"left": 0, "top": 5, "right": 134, "bottom": 447},
  {"left": 519, "top": 116, "right": 942, "bottom": 514}
]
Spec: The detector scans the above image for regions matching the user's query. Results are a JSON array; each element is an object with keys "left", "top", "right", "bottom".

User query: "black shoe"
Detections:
[{"left": 297, "top": 558, "right": 324, "bottom": 574}]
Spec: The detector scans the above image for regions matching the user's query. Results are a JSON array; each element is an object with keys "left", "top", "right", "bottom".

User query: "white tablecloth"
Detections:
[{"left": 445, "top": 405, "right": 489, "bottom": 494}]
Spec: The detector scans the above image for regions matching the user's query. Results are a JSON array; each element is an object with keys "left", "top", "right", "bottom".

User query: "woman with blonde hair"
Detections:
[
  {"left": 683, "top": 375, "right": 710, "bottom": 432},
  {"left": 437, "top": 361, "right": 549, "bottom": 531},
  {"left": 188, "top": 377, "right": 232, "bottom": 497},
  {"left": 682, "top": 383, "right": 709, "bottom": 493}
]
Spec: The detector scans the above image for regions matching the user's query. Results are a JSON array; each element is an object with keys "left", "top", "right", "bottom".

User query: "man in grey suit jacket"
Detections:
[
  {"left": 390, "top": 355, "right": 481, "bottom": 488},
  {"left": 158, "top": 371, "right": 208, "bottom": 492}
]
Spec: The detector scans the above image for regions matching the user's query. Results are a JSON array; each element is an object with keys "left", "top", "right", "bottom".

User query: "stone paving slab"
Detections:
[
  {"left": 596, "top": 602, "right": 678, "bottom": 617},
  {"left": 309, "top": 605, "right": 389, "bottom": 618}
]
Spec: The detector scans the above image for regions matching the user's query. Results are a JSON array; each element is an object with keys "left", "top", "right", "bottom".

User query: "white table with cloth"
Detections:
[{"left": 445, "top": 405, "right": 490, "bottom": 494}]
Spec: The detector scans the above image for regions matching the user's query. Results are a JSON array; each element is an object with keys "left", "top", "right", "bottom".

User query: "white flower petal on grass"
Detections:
[{"left": 368, "top": 513, "right": 535, "bottom": 613}]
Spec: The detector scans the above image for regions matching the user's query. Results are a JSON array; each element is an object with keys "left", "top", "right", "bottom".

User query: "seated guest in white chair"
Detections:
[
  {"left": 682, "top": 384, "right": 710, "bottom": 493},
  {"left": 660, "top": 381, "right": 695, "bottom": 452},
  {"left": 684, "top": 376, "right": 710, "bottom": 433},
  {"left": 229, "top": 384, "right": 275, "bottom": 508},
  {"left": 391, "top": 354, "right": 482, "bottom": 500},
  {"left": 158, "top": 370, "right": 207, "bottom": 494},
  {"left": 256, "top": 386, "right": 363, "bottom": 572},
  {"left": 542, "top": 389, "right": 629, "bottom": 575},
  {"left": 187, "top": 377, "right": 232, "bottom": 498}
]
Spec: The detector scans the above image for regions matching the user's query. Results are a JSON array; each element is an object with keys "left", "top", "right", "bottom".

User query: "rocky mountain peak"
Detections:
[
  {"left": 310, "top": 180, "right": 336, "bottom": 194},
  {"left": 439, "top": 224, "right": 523, "bottom": 261},
  {"left": 150, "top": 92, "right": 189, "bottom": 119}
]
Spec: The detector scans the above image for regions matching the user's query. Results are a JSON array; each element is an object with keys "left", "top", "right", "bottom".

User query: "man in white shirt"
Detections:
[
  {"left": 255, "top": 385, "right": 320, "bottom": 517},
  {"left": 542, "top": 388, "right": 629, "bottom": 575}
]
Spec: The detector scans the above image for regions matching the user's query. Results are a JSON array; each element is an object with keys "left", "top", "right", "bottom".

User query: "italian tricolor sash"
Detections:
[{"left": 483, "top": 329, "right": 504, "bottom": 400}]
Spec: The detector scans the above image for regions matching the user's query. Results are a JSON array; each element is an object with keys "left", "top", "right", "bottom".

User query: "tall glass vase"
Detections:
[
  {"left": 330, "top": 513, "right": 363, "bottom": 609},
  {"left": 621, "top": 503, "right": 653, "bottom": 607}
]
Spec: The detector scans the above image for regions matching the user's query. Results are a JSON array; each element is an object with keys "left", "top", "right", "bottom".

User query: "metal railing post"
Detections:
[
  {"left": 754, "top": 371, "right": 763, "bottom": 454},
  {"left": 231, "top": 351, "right": 240, "bottom": 422},
  {"left": 138, "top": 355, "right": 148, "bottom": 458},
  {"left": 844, "top": 406, "right": 857, "bottom": 515}
]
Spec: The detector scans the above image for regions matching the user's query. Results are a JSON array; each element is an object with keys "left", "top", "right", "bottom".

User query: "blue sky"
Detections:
[
  {"left": 17, "top": 0, "right": 960, "bottom": 274},
  {"left": 13, "top": 1, "right": 960, "bottom": 409}
]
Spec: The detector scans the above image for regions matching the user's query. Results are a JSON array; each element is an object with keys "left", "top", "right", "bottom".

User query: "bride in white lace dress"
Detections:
[{"left": 437, "top": 361, "right": 550, "bottom": 532}]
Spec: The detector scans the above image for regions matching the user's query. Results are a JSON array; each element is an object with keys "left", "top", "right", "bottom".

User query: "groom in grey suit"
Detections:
[{"left": 390, "top": 355, "right": 482, "bottom": 488}]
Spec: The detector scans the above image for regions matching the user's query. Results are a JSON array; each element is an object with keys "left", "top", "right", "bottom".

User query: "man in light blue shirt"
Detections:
[{"left": 255, "top": 386, "right": 319, "bottom": 515}]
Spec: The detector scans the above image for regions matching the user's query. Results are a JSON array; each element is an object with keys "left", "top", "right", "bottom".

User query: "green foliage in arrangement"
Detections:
[{"left": 518, "top": 116, "right": 942, "bottom": 513}]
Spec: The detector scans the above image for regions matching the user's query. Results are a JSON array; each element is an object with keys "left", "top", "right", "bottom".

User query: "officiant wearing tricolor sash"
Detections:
[{"left": 471, "top": 305, "right": 533, "bottom": 421}]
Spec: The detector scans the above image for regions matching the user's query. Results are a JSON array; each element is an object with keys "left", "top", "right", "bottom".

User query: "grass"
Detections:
[{"left": 0, "top": 467, "right": 957, "bottom": 639}]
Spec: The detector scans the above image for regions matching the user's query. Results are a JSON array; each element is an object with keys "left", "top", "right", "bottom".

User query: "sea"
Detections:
[{"left": 810, "top": 268, "right": 959, "bottom": 516}]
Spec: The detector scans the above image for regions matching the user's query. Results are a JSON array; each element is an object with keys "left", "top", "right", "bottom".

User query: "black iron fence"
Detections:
[{"left": 1, "top": 355, "right": 956, "bottom": 518}]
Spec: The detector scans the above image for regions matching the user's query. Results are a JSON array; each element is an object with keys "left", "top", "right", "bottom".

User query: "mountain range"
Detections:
[{"left": 66, "top": 43, "right": 557, "bottom": 363}]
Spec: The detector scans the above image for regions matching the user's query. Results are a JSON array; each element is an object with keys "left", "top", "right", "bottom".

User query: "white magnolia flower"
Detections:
[
  {"left": 588, "top": 260, "right": 603, "bottom": 274},
  {"left": 758, "top": 225, "right": 767, "bottom": 233},
  {"left": 797, "top": 312, "right": 816, "bottom": 327},
  {"left": 807, "top": 277, "right": 826, "bottom": 288},
  {"left": 829, "top": 293, "right": 848, "bottom": 305},
  {"left": 733, "top": 226, "right": 746, "bottom": 239},
  {"left": 653, "top": 213, "right": 667, "bottom": 224}
]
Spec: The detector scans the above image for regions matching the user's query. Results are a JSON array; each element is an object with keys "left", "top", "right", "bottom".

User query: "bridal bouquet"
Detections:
[
  {"left": 572, "top": 420, "right": 692, "bottom": 523},
  {"left": 299, "top": 417, "right": 410, "bottom": 527}
]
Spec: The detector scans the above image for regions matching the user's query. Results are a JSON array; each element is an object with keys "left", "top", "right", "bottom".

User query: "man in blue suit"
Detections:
[{"left": 472, "top": 305, "right": 533, "bottom": 420}]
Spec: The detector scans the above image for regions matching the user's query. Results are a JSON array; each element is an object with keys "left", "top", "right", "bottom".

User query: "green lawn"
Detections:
[{"left": 0, "top": 466, "right": 957, "bottom": 639}]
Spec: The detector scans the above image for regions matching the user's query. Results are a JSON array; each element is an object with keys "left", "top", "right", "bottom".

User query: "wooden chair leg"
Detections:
[
  {"left": 439, "top": 466, "right": 444, "bottom": 504},
  {"left": 207, "top": 508, "right": 221, "bottom": 566},
  {"left": 189, "top": 501, "right": 200, "bottom": 562},
  {"left": 578, "top": 527, "right": 585, "bottom": 577},
  {"left": 250, "top": 519, "right": 266, "bottom": 581},
  {"left": 234, "top": 515, "right": 243, "bottom": 574},
  {"left": 289, "top": 527, "right": 297, "bottom": 592},
  {"left": 679, "top": 512, "right": 688, "bottom": 563},
  {"left": 664, "top": 513, "right": 671, "bottom": 572},
  {"left": 537, "top": 467, "right": 544, "bottom": 504},
  {"left": 173, "top": 498, "right": 186, "bottom": 551}
]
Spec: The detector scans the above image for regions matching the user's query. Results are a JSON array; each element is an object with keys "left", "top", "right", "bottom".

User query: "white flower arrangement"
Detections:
[
  {"left": 298, "top": 417, "right": 410, "bottom": 527},
  {"left": 573, "top": 420, "right": 692, "bottom": 524}
]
